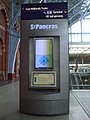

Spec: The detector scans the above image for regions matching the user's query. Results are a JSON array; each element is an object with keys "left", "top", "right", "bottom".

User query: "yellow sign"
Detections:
[{"left": 33, "top": 73, "right": 55, "bottom": 85}]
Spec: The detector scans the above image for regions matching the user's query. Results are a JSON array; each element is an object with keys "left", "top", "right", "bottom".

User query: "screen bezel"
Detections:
[{"left": 34, "top": 37, "right": 54, "bottom": 70}]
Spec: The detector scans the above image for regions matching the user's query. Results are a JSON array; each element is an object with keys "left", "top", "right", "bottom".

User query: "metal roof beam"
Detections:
[{"left": 69, "top": 0, "right": 84, "bottom": 12}]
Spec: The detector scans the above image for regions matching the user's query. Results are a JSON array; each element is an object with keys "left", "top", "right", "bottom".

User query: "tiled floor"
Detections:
[{"left": 0, "top": 81, "right": 90, "bottom": 120}]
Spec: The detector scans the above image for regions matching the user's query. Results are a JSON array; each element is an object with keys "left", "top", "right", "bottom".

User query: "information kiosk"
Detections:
[{"left": 20, "top": 2, "right": 69, "bottom": 115}]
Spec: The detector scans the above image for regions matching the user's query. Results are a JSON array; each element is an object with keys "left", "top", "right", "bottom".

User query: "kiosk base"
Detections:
[{"left": 20, "top": 98, "right": 69, "bottom": 115}]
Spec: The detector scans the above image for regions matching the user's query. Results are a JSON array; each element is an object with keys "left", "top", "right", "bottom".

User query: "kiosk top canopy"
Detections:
[{"left": 21, "top": 2, "right": 68, "bottom": 20}]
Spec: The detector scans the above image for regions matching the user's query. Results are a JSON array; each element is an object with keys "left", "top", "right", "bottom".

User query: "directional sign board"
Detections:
[{"left": 21, "top": 2, "right": 68, "bottom": 20}]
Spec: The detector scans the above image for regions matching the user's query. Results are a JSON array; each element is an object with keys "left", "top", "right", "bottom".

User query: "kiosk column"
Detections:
[{"left": 20, "top": 2, "right": 69, "bottom": 115}]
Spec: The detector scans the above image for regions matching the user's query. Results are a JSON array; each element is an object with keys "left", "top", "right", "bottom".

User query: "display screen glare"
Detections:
[{"left": 35, "top": 38, "right": 53, "bottom": 69}]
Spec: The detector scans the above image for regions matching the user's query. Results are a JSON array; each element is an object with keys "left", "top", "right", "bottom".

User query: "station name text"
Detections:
[{"left": 30, "top": 24, "right": 58, "bottom": 30}]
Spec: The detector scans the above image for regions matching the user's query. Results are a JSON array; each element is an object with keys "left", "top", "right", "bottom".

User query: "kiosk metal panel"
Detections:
[{"left": 20, "top": 2, "right": 69, "bottom": 115}]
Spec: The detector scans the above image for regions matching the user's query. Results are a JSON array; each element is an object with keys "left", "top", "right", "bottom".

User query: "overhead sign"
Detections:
[{"left": 21, "top": 2, "right": 68, "bottom": 20}]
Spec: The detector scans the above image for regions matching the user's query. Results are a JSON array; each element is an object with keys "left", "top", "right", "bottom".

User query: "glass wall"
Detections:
[
  {"left": 69, "top": 14, "right": 90, "bottom": 90},
  {"left": 69, "top": 15, "right": 90, "bottom": 43}
]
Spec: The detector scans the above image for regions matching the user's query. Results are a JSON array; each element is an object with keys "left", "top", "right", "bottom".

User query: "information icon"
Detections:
[{"left": 39, "top": 56, "right": 49, "bottom": 66}]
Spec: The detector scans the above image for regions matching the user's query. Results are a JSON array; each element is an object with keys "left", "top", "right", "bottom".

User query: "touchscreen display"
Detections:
[{"left": 35, "top": 38, "right": 53, "bottom": 69}]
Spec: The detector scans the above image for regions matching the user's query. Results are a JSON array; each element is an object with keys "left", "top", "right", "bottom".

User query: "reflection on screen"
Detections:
[{"left": 35, "top": 38, "right": 53, "bottom": 69}]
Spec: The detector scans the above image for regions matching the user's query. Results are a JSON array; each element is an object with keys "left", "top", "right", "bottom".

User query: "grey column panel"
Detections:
[{"left": 20, "top": 3, "right": 69, "bottom": 115}]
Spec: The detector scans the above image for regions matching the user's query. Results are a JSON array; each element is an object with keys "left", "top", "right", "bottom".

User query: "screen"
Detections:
[
  {"left": 35, "top": 38, "right": 53, "bottom": 69},
  {"left": 31, "top": 72, "right": 56, "bottom": 87}
]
